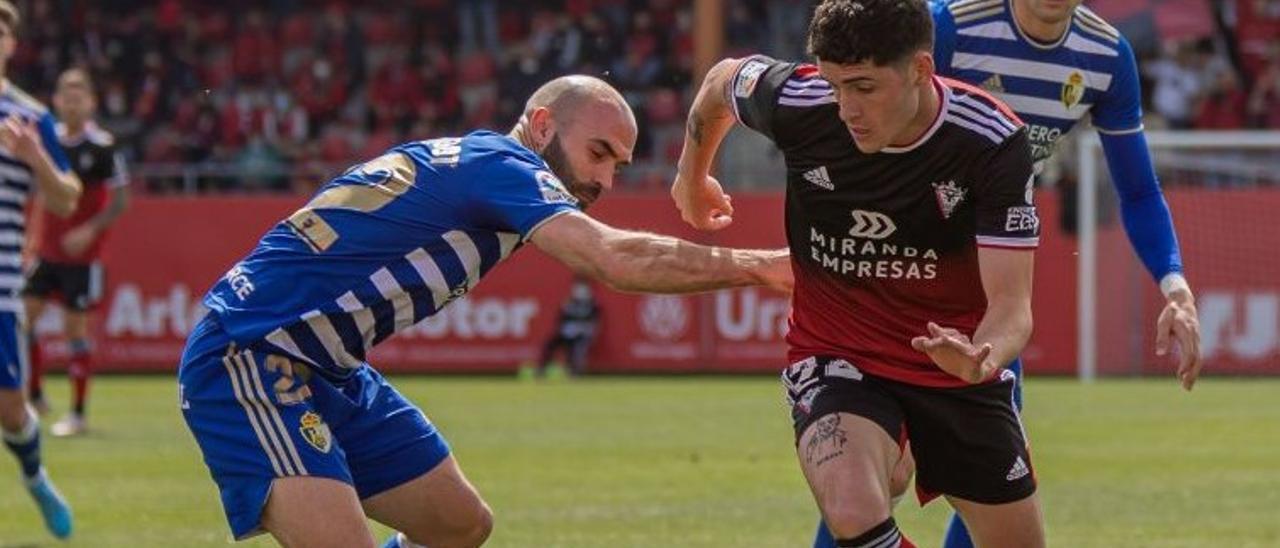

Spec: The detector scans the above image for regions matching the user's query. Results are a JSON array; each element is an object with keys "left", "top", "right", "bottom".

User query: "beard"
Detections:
[{"left": 542, "top": 135, "right": 601, "bottom": 210}]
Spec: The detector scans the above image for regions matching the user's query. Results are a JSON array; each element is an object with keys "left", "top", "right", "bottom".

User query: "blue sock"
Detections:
[
  {"left": 3, "top": 410, "right": 42, "bottom": 479},
  {"left": 814, "top": 519, "right": 837, "bottom": 548},
  {"left": 382, "top": 533, "right": 423, "bottom": 548}
]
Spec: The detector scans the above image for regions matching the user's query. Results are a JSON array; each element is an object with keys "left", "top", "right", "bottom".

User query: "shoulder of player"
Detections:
[
  {"left": 464, "top": 130, "right": 546, "bottom": 173},
  {"left": 0, "top": 81, "right": 50, "bottom": 118},
  {"left": 1071, "top": 5, "right": 1121, "bottom": 46},
  {"left": 84, "top": 122, "right": 116, "bottom": 147},
  {"left": 772, "top": 63, "right": 836, "bottom": 111},
  {"left": 942, "top": 0, "right": 1007, "bottom": 26},
  {"left": 940, "top": 78, "right": 1024, "bottom": 147},
  {"left": 59, "top": 121, "right": 116, "bottom": 148}
]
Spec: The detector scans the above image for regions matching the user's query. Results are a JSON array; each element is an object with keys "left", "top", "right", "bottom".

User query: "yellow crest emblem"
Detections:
[
  {"left": 299, "top": 411, "right": 332, "bottom": 454},
  {"left": 1061, "top": 71, "right": 1085, "bottom": 109}
]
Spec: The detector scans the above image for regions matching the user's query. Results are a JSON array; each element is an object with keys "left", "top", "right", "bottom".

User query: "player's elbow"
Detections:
[{"left": 1012, "top": 304, "right": 1034, "bottom": 345}]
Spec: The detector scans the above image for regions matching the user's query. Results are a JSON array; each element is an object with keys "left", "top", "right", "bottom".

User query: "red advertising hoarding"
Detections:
[{"left": 31, "top": 190, "right": 1280, "bottom": 376}]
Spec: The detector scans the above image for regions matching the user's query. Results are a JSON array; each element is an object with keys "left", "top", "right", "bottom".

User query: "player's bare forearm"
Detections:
[
  {"left": 81, "top": 185, "right": 129, "bottom": 232},
  {"left": 971, "top": 298, "right": 1032, "bottom": 370},
  {"left": 602, "top": 234, "right": 788, "bottom": 293},
  {"left": 530, "top": 211, "right": 791, "bottom": 294},
  {"left": 32, "top": 155, "right": 81, "bottom": 218},
  {"left": 676, "top": 58, "right": 742, "bottom": 183},
  {"left": 974, "top": 247, "right": 1036, "bottom": 370}
]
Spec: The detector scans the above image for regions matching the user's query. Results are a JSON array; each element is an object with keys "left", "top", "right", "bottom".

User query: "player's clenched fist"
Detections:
[
  {"left": 911, "top": 322, "right": 998, "bottom": 384},
  {"left": 0, "top": 115, "right": 45, "bottom": 166},
  {"left": 671, "top": 173, "right": 734, "bottom": 231}
]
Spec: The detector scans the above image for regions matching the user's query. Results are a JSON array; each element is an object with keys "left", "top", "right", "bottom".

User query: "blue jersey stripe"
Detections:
[
  {"left": 283, "top": 322, "right": 335, "bottom": 371},
  {"left": 202, "top": 132, "right": 576, "bottom": 378},
  {"left": 325, "top": 311, "right": 368, "bottom": 363},
  {"left": 367, "top": 297, "right": 398, "bottom": 346}
]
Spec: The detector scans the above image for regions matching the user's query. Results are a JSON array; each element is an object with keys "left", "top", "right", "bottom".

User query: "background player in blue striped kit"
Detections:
[
  {"left": 179, "top": 75, "right": 792, "bottom": 547},
  {"left": 0, "top": 0, "right": 81, "bottom": 540},
  {"left": 804, "top": 0, "right": 1204, "bottom": 546}
]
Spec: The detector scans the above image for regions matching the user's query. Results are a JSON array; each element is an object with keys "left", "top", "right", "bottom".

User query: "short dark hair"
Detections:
[{"left": 807, "top": 0, "right": 934, "bottom": 66}]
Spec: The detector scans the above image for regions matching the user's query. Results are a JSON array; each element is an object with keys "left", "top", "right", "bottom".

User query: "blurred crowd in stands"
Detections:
[{"left": 6, "top": 0, "right": 1280, "bottom": 193}]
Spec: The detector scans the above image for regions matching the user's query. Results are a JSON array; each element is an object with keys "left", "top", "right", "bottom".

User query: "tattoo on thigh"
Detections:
[{"left": 804, "top": 415, "right": 848, "bottom": 467}]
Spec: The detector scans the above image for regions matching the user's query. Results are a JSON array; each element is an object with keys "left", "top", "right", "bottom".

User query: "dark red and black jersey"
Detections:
[
  {"left": 731, "top": 55, "right": 1039, "bottom": 387},
  {"left": 37, "top": 122, "right": 127, "bottom": 264}
]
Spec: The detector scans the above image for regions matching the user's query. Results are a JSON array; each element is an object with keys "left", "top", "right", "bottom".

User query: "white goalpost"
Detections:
[{"left": 1075, "top": 130, "right": 1280, "bottom": 381}]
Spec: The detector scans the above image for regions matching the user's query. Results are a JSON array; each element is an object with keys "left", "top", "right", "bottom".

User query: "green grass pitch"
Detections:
[{"left": 2, "top": 375, "right": 1278, "bottom": 547}]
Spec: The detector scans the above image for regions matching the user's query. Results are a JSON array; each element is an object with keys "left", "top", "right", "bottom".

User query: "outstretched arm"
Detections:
[
  {"left": 1098, "top": 131, "right": 1200, "bottom": 389},
  {"left": 1092, "top": 35, "right": 1201, "bottom": 388},
  {"left": 530, "top": 211, "right": 792, "bottom": 294}
]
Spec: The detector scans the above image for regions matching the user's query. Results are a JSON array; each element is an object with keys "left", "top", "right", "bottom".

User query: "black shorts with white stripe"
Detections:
[{"left": 23, "top": 260, "right": 105, "bottom": 311}]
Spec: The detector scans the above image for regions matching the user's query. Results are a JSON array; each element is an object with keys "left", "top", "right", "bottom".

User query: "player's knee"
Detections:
[
  {"left": 467, "top": 502, "right": 495, "bottom": 545},
  {"left": 405, "top": 498, "right": 493, "bottom": 548},
  {"left": 0, "top": 395, "right": 29, "bottom": 432},
  {"left": 889, "top": 453, "right": 915, "bottom": 499},
  {"left": 822, "top": 500, "right": 890, "bottom": 540}
]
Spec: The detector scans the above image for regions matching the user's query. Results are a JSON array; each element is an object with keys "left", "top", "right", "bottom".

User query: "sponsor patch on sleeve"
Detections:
[
  {"left": 734, "top": 59, "right": 770, "bottom": 99},
  {"left": 536, "top": 171, "right": 579, "bottom": 206},
  {"left": 1004, "top": 206, "right": 1040, "bottom": 233}
]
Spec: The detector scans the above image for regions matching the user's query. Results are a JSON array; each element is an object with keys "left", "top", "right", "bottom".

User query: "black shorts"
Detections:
[
  {"left": 22, "top": 260, "right": 104, "bottom": 311},
  {"left": 783, "top": 355, "right": 1035, "bottom": 505}
]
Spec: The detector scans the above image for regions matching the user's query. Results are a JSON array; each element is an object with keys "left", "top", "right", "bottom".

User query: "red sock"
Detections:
[
  {"left": 69, "top": 346, "right": 92, "bottom": 416},
  {"left": 900, "top": 536, "right": 917, "bottom": 548},
  {"left": 27, "top": 333, "right": 44, "bottom": 402}
]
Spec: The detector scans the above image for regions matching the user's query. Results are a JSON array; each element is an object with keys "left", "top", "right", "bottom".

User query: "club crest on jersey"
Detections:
[
  {"left": 981, "top": 74, "right": 1004, "bottom": 94},
  {"left": 932, "top": 180, "right": 967, "bottom": 219},
  {"left": 1061, "top": 71, "right": 1085, "bottom": 110},
  {"left": 299, "top": 411, "right": 332, "bottom": 453}
]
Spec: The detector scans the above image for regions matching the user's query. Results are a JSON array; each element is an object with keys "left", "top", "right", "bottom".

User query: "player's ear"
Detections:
[
  {"left": 913, "top": 51, "right": 935, "bottom": 86},
  {"left": 528, "top": 107, "right": 556, "bottom": 150}
]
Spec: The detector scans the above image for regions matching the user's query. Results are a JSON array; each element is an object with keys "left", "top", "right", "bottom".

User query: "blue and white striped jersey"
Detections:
[
  {"left": 933, "top": 0, "right": 1143, "bottom": 163},
  {"left": 0, "top": 80, "right": 71, "bottom": 313},
  {"left": 203, "top": 131, "right": 579, "bottom": 379}
]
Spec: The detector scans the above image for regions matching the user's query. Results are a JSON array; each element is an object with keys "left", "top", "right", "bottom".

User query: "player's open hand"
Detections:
[
  {"left": 1156, "top": 291, "right": 1202, "bottom": 391},
  {"left": 671, "top": 173, "right": 734, "bottom": 231},
  {"left": 0, "top": 115, "right": 45, "bottom": 166},
  {"left": 911, "top": 322, "right": 997, "bottom": 384}
]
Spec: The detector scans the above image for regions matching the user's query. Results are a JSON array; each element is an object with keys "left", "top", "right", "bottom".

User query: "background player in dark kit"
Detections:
[{"left": 24, "top": 67, "right": 130, "bottom": 437}]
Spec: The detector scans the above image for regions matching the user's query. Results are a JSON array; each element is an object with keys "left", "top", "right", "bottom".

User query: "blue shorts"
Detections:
[
  {"left": 0, "top": 310, "right": 29, "bottom": 390},
  {"left": 178, "top": 314, "right": 451, "bottom": 539}
]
